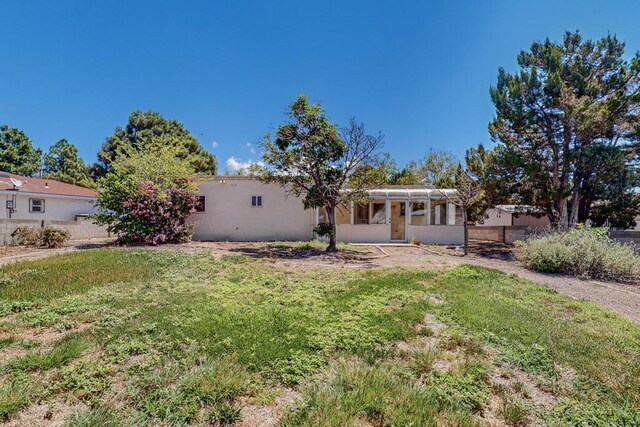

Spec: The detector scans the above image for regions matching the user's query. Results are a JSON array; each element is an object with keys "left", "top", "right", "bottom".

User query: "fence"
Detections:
[
  {"left": 468, "top": 225, "right": 535, "bottom": 244},
  {"left": 469, "top": 226, "right": 640, "bottom": 248},
  {"left": 0, "top": 216, "right": 109, "bottom": 245}
]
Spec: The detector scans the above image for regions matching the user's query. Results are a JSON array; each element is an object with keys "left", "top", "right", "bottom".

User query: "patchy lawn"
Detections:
[{"left": 0, "top": 249, "right": 638, "bottom": 426}]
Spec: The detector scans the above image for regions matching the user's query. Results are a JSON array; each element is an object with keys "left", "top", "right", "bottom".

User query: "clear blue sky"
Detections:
[{"left": 2, "top": 1, "right": 640, "bottom": 172}]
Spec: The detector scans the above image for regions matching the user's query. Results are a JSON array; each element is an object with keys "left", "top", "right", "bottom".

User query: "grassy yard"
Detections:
[{"left": 0, "top": 249, "right": 638, "bottom": 426}]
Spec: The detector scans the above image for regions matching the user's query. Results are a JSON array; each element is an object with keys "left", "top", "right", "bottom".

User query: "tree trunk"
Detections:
[
  {"left": 463, "top": 208, "right": 469, "bottom": 255},
  {"left": 326, "top": 206, "right": 337, "bottom": 252}
]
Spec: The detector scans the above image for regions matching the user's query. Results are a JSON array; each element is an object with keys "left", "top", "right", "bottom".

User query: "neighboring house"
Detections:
[
  {"left": 0, "top": 171, "right": 97, "bottom": 221},
  {"left": 190, "top": 176, "right": 464, "bottom": 244},
  {"left": 478, "top": 205, "right": 550, "bottom": 228}
]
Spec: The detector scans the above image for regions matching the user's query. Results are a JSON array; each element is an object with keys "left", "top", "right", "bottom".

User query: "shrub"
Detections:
[
  {"left": 97, "top": 181, "right": 197, "bottom": 245},
  {"left": 515, "top": 228, "right": 640, "bottom": 282},
  {"left": 39, "top": 227, "right": 70, "bottom": 248},
  {"left": 11, "top": 227, "right": 70, "bottom": 248},
  {"left": 11, "top": 227, "right": 40, "bottom": 246}
]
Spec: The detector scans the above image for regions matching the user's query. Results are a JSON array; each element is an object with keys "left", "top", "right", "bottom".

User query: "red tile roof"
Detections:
[{"left": 0, "top": 172, "right": 96, "bottom": 198}]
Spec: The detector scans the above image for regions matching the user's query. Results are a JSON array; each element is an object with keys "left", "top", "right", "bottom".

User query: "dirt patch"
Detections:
[
  {"left": 5, "top": 400, "right": 85, "bottom": 427},
  {"left": 238, "top": 388, "right": 302, "bottom": 427}
]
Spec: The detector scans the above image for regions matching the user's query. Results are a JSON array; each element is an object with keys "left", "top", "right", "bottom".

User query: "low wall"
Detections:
[
  {"left": 609, "top": 230, "right": 640, "bottom": 248},
  {"left": 468, "top": 225, "right": 535, "bottom": 244},
  {"left": 0, "top": 217, "right": 109, "bottom": 245}
]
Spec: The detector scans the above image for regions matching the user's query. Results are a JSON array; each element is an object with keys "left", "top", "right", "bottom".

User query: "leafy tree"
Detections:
[
  {"left": 94, "top": 144, "right": 198, "bottom": 245},
  {"left": 0, "top": 125, "right": 42, "bottom": 176},
  {"left": 258, "top": 95, "right": 384, "bottom": 252},
  {"left": 43, "top": 139, "right": 93, "bottom": 187},
  {"left": 489, "top": 31, "right": 640, "bottom": 228},
  {"left": 95, "top": 111, "right": 217, "bottom": 176},
  {"left": 389, "top": 149, "right": 458, "bottom": 186},
  {"left": 436, "top": 165, "right": 486, "bottom": 255}
]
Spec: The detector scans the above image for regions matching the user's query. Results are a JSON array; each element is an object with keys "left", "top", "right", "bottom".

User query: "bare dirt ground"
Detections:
[{"left": 2, "top": 239, "right": 639, "bottom": 324}]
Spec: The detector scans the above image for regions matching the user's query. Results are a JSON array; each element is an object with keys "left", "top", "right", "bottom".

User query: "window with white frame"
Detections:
[
  {"left": 410, "top": 201, "right": 427, "bottom": 225},
  {"left": 430, "top": 199, "right": 447, "bottom": 225},
  {"left": 251, "top": 195, "right": 263, "bottom": 207},
  {"left": 29, "top": 198, "right": 45, "bottom": 213}
]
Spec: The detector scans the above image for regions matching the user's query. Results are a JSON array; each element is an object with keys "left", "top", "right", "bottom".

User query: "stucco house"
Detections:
[
  {"left": 0, "top": 171, "right": 98, "bottom": 221},
  {"left": 190, "top": 176, "right": 464, "bottom": 245},
  {"left": 477, "top": 205, "right": 550, "bottom": 228}
]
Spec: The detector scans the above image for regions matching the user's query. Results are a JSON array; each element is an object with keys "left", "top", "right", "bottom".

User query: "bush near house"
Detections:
[
  {"left": 11, "top": 227, "right": 70, "bottom": 248},
  {"left": 515, "top": 227, "right": 639, "bottom": 282},
  {"left": 94, "top": 144, "right": 199, "bottom": 245}
]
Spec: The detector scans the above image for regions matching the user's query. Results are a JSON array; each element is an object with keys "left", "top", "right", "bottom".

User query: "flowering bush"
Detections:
[{"left": 109, "top": 182, "right": 197, "bottom": 245}]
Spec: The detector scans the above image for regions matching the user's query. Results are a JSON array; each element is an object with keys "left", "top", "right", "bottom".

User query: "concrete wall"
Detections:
[
  {"left": 0, "top": 217, "right": 109, "bottom": 245},
  {"left": 335, "top": 224, "right": 390, "bottom": 243},
  {"left": 190, "top": 179, "right": 314, "bottom": 241},
  {"left": 610, "top": 230, "right": 640, "bottom": 248},
  {"left": 512, "top": 214, "right": 550, "bottom": 228},
  {"left": 1, "top": 193, "right": 97, "bottom": 221},
  {"left": 408, "top": 225, "right": 464, "bottom": 245},
  {"left": 468, "top": 225, "right": 536, "bottom": 244},
  {"left": 480, "top": 208, "right": 512, "bottom": 226}
]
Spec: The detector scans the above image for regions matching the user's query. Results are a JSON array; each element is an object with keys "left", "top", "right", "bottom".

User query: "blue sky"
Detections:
[{"left": 2, "top": 1, "right": 640, "bottom": 173}]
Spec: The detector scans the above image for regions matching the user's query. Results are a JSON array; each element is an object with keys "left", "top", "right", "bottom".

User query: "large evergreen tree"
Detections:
[
  {"left": 94, "top": 111, "right": 217, "bottom": 177},
  {"left": 43, "top": 139, "right": 92, "bottom": 187},
  {"left": 0, "top": 125, "right": 42, "bottom": 176},
  {"left": 489, "top": 31, "right": 640, "bottom": 228}
]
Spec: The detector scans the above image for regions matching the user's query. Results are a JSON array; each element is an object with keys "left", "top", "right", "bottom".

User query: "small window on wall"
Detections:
[
  {"left": 29, "top": 198, "right": 45, "bottom": 213},
  {"left": 411, "top": 201, "right": 427, "bottom": 225},
  {"left": 194, "top": 196, "right": 206, "bottom": 212},
  {"left": 318, "top": 207, "right": 328, "bottom": 224},
  {"left": 430, "top": 200, "right": 447, "bottom": 225},
  {"left": 355, "top": 204, "right": 369, "bottom": 224},
  {"left": 251, "top": 195, "right": 263, "bottom": 207}
]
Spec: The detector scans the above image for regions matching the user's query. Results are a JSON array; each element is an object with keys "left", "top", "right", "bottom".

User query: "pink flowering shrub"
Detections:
[{"left": 97, "top": 180, "right": 198, "bottom": 245}]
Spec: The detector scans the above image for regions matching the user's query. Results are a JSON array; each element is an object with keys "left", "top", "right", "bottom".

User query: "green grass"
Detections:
[
  {"left": 0, "top": 249, "right": 637, "bottom": 425},
  {"left": 0, "top": 378, "right": 32, "bottom": 421},
  {"left": 0, "top": 249, "right": 169, "bottom": 302},
  {"left": 430, "top": 265, "right": 640, "bottom": 425},
  {"left": 3, "top": 334, "right": 87, "bottom": 373}
]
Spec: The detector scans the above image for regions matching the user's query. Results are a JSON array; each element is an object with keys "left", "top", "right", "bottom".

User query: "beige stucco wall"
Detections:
[
  {"left": 479, "top": 208, "right": 513, "bottom": 226},
  {"left": 190, "top": 179, "right": 314, "bottom": 241},
  {"left": 408, "top": 225, "right": 464, "bottom": 245},
  {"left": 512, "top": 214, "right": 550, "bottom": 228},
  {"left": 1, "top": 193, "right": 97, "bottom": 221}
]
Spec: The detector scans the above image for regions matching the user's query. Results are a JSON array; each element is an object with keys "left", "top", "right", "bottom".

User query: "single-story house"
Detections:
[
  {"left": 477, "top": 205, "right": 550, "bottom": 228},
  {"left": 190, "top": 176, "right": 464, "bottom": 245},
  {"left": 0, "top": 171, "right": 98, "bottom": 221}
]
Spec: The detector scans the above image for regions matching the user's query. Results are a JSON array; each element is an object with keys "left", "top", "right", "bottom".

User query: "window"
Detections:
[
  {"left": 411, "top": 201, "right": 427, "bottom": 225},
  {"left": 355, "top": 204, "right": 369, "bottom": 224},
  {"left": 251, "top": 195, "right": 263, "bottom": 207},
  {"left": 371, "top": 201, "right": 386, "bottom": 224},
  {"left": 29, "top": 198, "right": 45, "bottom": 213},
  {"left": 194, "top": 196, "right": 206, "bottom": 212},
  {"left": 430, "top": 200, "right": 447, "bottom": 225},
  {"left": 336, "top": 205, "right": 351, "bottom": 224},
  {"left": 455, "top": 205, "right": 464, "bottom": 225}
]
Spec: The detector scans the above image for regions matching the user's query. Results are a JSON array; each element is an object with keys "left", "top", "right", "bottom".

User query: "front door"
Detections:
[{"left": 390, "top": 201, "right": 406, "bottom": 240}]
